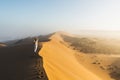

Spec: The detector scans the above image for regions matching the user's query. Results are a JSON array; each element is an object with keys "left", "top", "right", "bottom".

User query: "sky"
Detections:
[{"left": 0, "top": 0, "right": 120, "bottom": 41}]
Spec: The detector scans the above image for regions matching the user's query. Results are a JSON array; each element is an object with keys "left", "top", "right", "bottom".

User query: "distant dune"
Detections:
[
  {"left": 39, "top": 32, "right": 116, "bottom": 80},
  {"left": 0, "top": 43, "right": 7, "bottom": 47},
  {"left": 62, "top": 34, "right": 120, "bottom": 54}
]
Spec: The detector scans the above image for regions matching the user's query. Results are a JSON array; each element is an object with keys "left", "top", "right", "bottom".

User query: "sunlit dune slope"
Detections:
[{"left": 39, "top": 32, "right": 108, "bottom": 80}]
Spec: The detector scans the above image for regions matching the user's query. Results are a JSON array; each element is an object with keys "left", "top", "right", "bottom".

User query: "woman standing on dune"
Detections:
[{"left": 34, "top": 37, "right": 39, "bottom": 54}]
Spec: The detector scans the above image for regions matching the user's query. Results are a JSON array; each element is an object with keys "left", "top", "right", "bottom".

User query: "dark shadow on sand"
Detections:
[{"left": 0, "top": 42, "right": 48, "bottom": 80}]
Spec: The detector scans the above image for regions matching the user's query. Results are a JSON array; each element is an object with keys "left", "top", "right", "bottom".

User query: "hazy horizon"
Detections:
[{"left": 1, "top": 0, "right": 120, "bottom": 41}]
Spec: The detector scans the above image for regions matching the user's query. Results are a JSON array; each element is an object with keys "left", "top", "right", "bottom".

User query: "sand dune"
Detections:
[
  {"left": 1, "top": 31, "right": 119, "bottom": 80},
  {"left": 39, "top": 32, "right": 114, "bottom": 80}
]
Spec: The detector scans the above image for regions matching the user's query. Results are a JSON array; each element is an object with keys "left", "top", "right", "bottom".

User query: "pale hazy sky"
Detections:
[{"left": 0, "top": 0, "right": 120, "bottom": 41}]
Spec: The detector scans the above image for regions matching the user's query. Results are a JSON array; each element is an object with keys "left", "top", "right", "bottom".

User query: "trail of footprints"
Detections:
[{"left": 26, "top": 57, "right": 48, "bottom": 80}]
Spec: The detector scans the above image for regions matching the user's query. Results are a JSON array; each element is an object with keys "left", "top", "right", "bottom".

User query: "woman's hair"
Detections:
[{"left": 34, "top": 37, "right": 38, "bottom": 41}]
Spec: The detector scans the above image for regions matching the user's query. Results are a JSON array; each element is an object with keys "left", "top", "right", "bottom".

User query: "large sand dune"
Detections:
[{"left": 39, "top": 32, "right": 114, "bottom": 80}]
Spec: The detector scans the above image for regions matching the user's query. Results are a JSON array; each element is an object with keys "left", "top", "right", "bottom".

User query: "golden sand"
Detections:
[{"left": 39, "top": 32, "right": 113, "bottom": 80}]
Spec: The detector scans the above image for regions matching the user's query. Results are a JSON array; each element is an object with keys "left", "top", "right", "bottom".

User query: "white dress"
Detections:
[{"left": 34, "top": 39, "right": 38, "bottom": 53}]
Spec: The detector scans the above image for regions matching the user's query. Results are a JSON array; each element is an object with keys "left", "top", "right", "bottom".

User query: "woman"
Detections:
[{"left": 34, "top": 37, "right": 39, "bottom": 53}]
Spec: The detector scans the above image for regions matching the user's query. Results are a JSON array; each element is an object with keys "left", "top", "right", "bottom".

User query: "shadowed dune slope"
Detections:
[
  {"left": 0, "top": 42, "right": 48, "bottom": 80},
  {"left": 39, "top": 32, "right": 110, "bottom": 80}
]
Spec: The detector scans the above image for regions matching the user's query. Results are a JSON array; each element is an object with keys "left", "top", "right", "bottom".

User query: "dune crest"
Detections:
[{"left": 39, "top": 32, "right": 113, "bottom": 80}]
